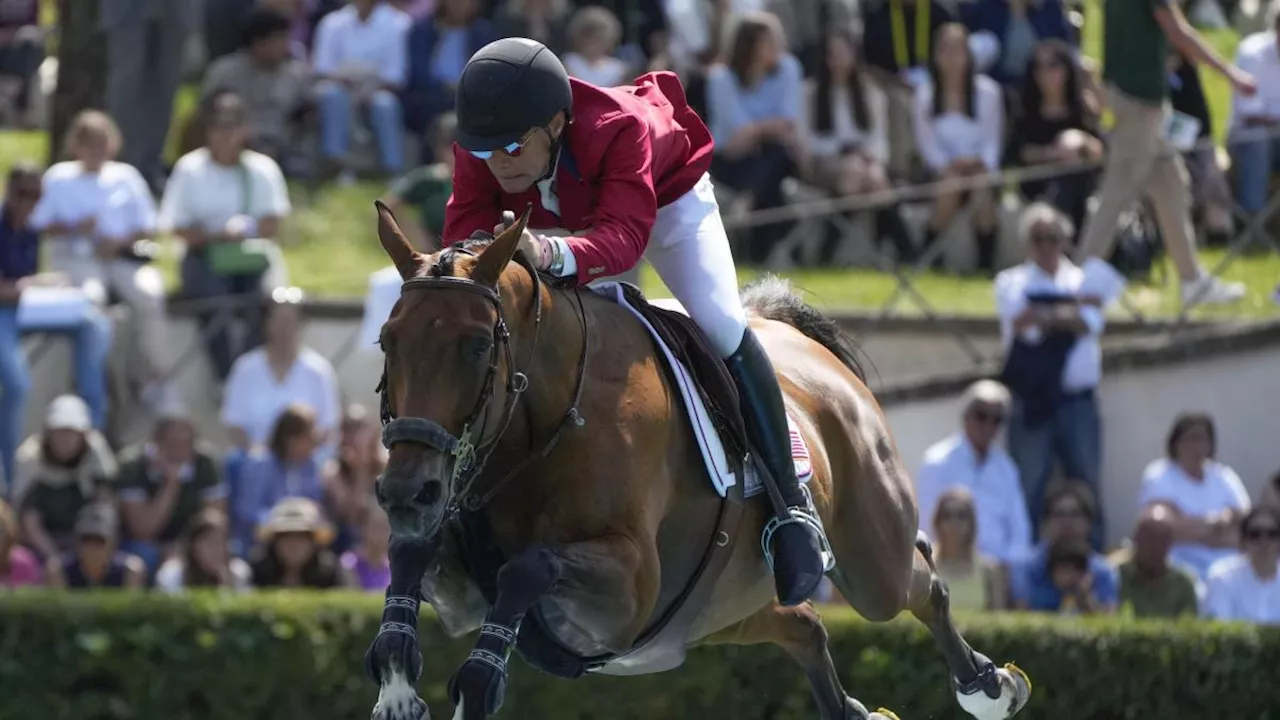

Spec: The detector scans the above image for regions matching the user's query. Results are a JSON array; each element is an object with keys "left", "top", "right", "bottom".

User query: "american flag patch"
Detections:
[{"left": 787, "top": 414, "right": 813, "bottom": 481}]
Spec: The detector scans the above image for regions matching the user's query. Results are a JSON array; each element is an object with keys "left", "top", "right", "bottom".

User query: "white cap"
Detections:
[{"left": 45, "top": 394, "right": 92, "bottom": 432}]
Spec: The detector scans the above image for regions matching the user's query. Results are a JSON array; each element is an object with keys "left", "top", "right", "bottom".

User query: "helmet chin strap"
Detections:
[{"left": 536, "top": 116, "right": 569, "bottom": 184}]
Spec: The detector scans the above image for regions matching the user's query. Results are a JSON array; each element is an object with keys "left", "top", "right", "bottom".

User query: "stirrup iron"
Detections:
[{"left": 760, "top": 484, "right": 836, "bottom": 573}]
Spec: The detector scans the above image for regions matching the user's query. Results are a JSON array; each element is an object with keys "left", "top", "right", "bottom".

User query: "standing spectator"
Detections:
[
  {"left": 30, "top": 111, "right": 172, "bottom": 407},
  {"left": 0, "top": 164, "right": 110, "bottom": 489},
  {"left": 1010, "top": 480, "right": 1119, "bottom": 613},
  {"left": 705, "top": 11, "right": 805, "bottom": 263},
  {"left": 912, "top": 23, "right": 1004, "bottom": 274},
  {"left": 1114, "top": 503, "right": 1200, "bottom": 618},
  {"left": 248, "top": 497, "right": 349, "bottom": 588},
  {"left": 928, "top": 487, "right": 1010, "bottom": 610},
  {"left": 0, "top": 0, "right": 42, "bottom": 127},
  {"left": 916, "top": 379, "right": 1033, "bottom": 566},
  {"left": 402, "top": 0, "right": 496, "bottom": 145},
  {"left": 1137, "top": 412, "right": 1251, "bottom": 580},
  {"left": 1073, "top": 0, "right": 1253, "bottom": 308},
  {"left": 380, "top": 113, "right": 458, "bottom": 252},
  {"left": 45, "top": 503, "right": 146, "bottom": 589},
  {"left": 1228, "top": 7, "right": 1280, "bottom": 225},
  {"left": 495, "top": 0, "right": 572, "bottom": 55},
  {"left": 340, "top": 496, "right": 391, "bottom": 591},
  {"left": 1168, "top": 51, "right": 1235, "bottom": 249},
  {"left": 563, "top": 6, "right": 632, "bottom": 88},
  {"left": 312, "top": 0, "right": 413, "bottom": 178},
  {"left": 155, "top": 507, "right": 253, "bottom": 593},
  {"left": 961, "top": 0, "right": 1074, "bottom": 89},
  {"left": 101, "top": 0, "right": 197, "bottom": 191},
  {"left": 996, "top": 203, "right": 1104, "bottom": 547},
  {"left": 0, "top": 497, "right": 42, "bottom": 587},
  {"left": 13, "top": 396, "right": 117, "bottom": 561},
  {"left": 1202, "top": 506, "right": 1280, "bottom": 625},
  {"left": 232, "top": 404, "right": 329, "bottom": 553},
  {"left": 162, "top": 91, "right": 293, "bottom": 381}
]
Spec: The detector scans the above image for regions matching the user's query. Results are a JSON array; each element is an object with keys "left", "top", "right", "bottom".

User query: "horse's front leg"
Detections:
[{"left": 367, "top": 535, "right": 440, "bottom": 720}]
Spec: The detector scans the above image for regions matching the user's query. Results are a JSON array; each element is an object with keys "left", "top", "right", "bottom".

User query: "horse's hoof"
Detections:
[
  {"left": 372, "top": 671, "right": 430, "bottom": 720},
  {"left": 955, "top": 662, "right": 1032, "bottom": 720},
  {"left": 870, "top": 710, "right": 902, "bottom": 720}
]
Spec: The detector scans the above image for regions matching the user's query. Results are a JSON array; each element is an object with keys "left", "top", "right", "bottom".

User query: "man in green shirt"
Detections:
[
  {"left": 380, "top": 113, "right": 457, "bottom": 252},
  {"left": 1077, "top": 0, "right": 1256, "bottom": 309},
  {"left": 1115, "top": 504, "right": 1200, "bottom": 618}
]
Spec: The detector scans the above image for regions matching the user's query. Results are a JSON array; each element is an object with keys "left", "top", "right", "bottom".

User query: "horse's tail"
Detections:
[{"left": 740, "top": 275, "right": 867, "bottom": 383}]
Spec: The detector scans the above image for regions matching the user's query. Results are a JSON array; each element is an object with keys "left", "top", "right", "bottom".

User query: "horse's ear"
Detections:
[
  {"left": 471, "top": 205, "right": 532, "bottom": 287},
  {"left": 375, "top": 200, "right": 419, "bottom": 279}
]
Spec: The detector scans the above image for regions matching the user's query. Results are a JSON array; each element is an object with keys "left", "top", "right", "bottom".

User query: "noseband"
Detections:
[{"left": 376, "top": 245, "right": 589, "bottom": 516}]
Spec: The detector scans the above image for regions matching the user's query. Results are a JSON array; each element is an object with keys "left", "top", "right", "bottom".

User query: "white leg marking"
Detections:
[
  {"left": 451, "top": 696, "right": 465, "bottom": 720},
  {"left": 373, "top": 669, "right": 429, "bottom": 720}
]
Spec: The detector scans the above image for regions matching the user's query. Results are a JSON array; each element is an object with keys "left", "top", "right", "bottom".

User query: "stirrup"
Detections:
[{"left": 760, "top": 485, "right": 836, "bottom": 574}]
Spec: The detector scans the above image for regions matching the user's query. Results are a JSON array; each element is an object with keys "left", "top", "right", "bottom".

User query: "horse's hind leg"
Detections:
[
  {"left": 700, "top": 602, "right": 900, "bottom": 720},
  {"left": 905, "top": 532, "right": 1031, "bottom": 720}
]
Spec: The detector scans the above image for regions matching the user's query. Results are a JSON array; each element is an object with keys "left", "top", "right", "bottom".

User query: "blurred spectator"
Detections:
[
  {"left": 45, "top": 503, "right": 146, "bottom": 589},
  {"left": 202, "top": 6, "right": 316, "bottom": 169},
  {"left": 1168, "top": 52, "right": 1235, "bottom": 248},
  {"left": 766, "top": 0, "right": 857, "bottom": 75},
  {"left": 13, "top": 396, "right": 116, "bottom": 561},
  {"left": 1263, "top": 470, "right": 1280, "bottom": 509},
  {"left": 916, "top": 379, "right": 1032, "bottom": 566},
  {"left": 1010, "top": 480, "right": 1118, "bottom": 613},
  {"left": 221, "top": 289, "right": 340, "bottom": 457},
  {"left": 575, "top": 0, "right": 668, "bottom": 64},
  {"left": 390, "top": 0, "right": 436, "bottom": 19},
  {"left": 1228, "top": 8, "right": 1280, "bottom": 222},
  {"left": 1008, "top": 40, "right": 1103, "bottom": 242},
  {"left": 155, "top": 507, "right": 253, "bottom": 592},
  {"left": 204, "top": 0, "right": 257, "bottom": 62},
  {"left": 1114, "top": 503, "right": 1200, "bottom": 618},
  {"left": 996, "top": 203, "right": 1103, "bottom": 547},
  {"left": 233, "top": 404, "right": 329, "bottom": 552},
  {"left": 116, "top": 414, "right": 227, "bottom": 573},
  {"left": 0, "top": 163, "right": 110, "bottom": 488},
  {"left": 1202, "top": 506, "right": 1280, "bottom": 624},
  {"left": 663, "top": 0, "right": 744, "bottom": 76},
  {"left": 912, "top": 23, "right": 1003, "bottom": 274},
  {"left": 312, "top": 0, "right": 413, "bottom": 178},
  {"left": 326, "top": 404, "right": 386, "bottom": 549},
  {"left": 495, "top": 0, "right": 572, "bottom": 55},
  {"left": 162, "top": 91, "right": 293, "bottom": 381},
  {"left": 340, "top": 496, "right": 391, "bottom": 591},
  {"left": 801, "top": 30, "right": 916, "bottom": 264},
  {"left": 0, "top": 0, "right": 42, "bottom": 127},
  {"left": 928, "top": 487, "right": 1010, "bottom": 610},
  {"left": 706, "top": 12, "right": 805, "bottom": 263},
  {"left": 402, "top": 0, "right": 496, "bottom": 147},
  {"left": 0, "top": 497, "right": 42, "bottom": 587},
  {"left": 381, "top": 112, "right": 458, "bottom": 251},
  {"left": 30, "top": 111, "right": 172, "bottom": 407},
  {"left": 102, "top": 0, "right": 197, "bottom": 191},
  {"left": 563, "top": 6, "right": 631, "bottom": 87},
  {"left": 960, "top": 0, "right": 1074, "bottom": 88},
  {"left": 259, "top": 0, "right": 325, "bottom": 55},
  {"left": 1137, "top": 412, "right": 1251, "bottom": 580},
  {"left": 862, "top": 0, "right": 956, "bottom": 82},
  {"left": 248, "top": 497, "right": 349, "bottom": 588}
]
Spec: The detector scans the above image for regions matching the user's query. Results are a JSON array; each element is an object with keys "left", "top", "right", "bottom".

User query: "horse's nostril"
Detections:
[{"left": 414, "top": 482, "right": 442, "bottom": 506}]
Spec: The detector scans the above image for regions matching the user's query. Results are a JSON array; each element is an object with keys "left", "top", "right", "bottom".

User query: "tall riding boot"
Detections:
[
  {"left": 725, "top": 327, "right": 828, "bottom": 606},
  {"left": 875, "top": 204, "right": 917, "bottom": 265},
  {"left": 975, "top": 227, "right": 999, "bottom": 276}
]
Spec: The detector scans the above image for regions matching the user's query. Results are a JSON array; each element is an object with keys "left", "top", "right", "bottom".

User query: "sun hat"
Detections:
[{"left": 256, "top": 497, "right": 335, "bottom": 546}]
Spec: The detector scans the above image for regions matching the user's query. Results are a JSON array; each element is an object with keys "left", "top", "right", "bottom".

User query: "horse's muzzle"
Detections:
[{"left": 377, "top": 458, "right": 448, "bottom": 539}]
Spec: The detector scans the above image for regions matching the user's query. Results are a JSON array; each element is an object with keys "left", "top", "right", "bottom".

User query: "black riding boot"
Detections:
[{"left": 725, "top": 328, "right": 828, "bottom": 606}]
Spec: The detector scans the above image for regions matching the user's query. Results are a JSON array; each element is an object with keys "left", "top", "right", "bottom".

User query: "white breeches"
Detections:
[{"left": 644, "top": 173, "right": 748, "bottom": 358}]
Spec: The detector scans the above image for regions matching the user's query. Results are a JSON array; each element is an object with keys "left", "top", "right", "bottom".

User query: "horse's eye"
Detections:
[{"left": 464, "top": 335, "right": 492, "bottom": 360}]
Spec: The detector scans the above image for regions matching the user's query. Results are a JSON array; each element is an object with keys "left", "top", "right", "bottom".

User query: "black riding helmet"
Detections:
[{"left": 455, "top": 38, "right": 573, "bottom": 154}]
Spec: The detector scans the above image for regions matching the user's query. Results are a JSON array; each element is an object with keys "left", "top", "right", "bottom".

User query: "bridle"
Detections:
[{"left": 375, "top": 245, "right": 589, "bottom": 518}]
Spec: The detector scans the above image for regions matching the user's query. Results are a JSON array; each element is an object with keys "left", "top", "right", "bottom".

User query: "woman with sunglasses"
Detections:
[
  {"left": 443, "top": 37, "right": 827, "bottom": 607},
  {"left": 930, "top": 487, "right": 1009, "bottom": 611},
  {"left": 1201, "top": 506, "right": 1280, "bottom": 625}
]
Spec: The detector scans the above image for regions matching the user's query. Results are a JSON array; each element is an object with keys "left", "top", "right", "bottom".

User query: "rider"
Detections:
[{"left": 443, "top": 37, "right": 828, "bottom": 607}]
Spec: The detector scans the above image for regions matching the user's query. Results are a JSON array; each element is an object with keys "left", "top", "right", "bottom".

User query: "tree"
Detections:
[{"left": 49, "top": 0, "right": 105, "bottom": 164}]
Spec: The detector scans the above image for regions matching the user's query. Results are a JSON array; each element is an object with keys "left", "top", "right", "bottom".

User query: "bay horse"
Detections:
[{"left": 363, "top": 202, "right": 1032, "bottom": 720}]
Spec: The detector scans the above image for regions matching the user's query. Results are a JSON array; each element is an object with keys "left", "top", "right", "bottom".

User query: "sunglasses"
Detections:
[
  {"left": 468, "top": 127, "right": 539, "bottom": 160},
  {"left": 1243, "top": 527, "right": 1280, "bottom": 541},
  {"left": 970, "top": 409, "right": 1006, "bottom": 426},
  {"left": 1031, "top": 231, "right": 1064, "bottom": 246}
]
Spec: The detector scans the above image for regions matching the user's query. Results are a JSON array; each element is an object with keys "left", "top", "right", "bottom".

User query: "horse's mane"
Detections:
[
  {"left": 740, "top": 276, "right": 869, "bottom": 383},
  {"left": 428, "top": 231, "right": 497, "bottom": 278}
]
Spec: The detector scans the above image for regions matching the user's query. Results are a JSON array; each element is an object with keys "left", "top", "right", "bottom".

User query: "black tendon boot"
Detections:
[
  {"left": 875, "top": 204, "right": 917, "bottom": 265},
  {"left": 724, "top": 328, "right": 829, "bottom": 606},
  {"left": 975, "top": 227, "right": 998, "bottom": 276}
]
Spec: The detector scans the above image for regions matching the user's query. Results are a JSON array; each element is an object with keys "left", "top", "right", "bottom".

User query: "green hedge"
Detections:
[{"left": 1, "top": 591, "right": 1277, "bottom": 720}]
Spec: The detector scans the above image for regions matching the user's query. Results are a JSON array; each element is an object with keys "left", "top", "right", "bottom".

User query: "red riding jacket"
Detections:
[{"left": 442, "top": 72, "right": 715, "bottom": 286}]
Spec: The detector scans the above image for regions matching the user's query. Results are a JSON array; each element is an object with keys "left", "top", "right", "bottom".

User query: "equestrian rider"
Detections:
[{"left": 443, "top": 38, "right": 827, "bottom": 607}]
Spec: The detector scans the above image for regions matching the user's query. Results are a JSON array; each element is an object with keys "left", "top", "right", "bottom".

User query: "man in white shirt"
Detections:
[
  {"left": 995, "top": 202, "right": 1105, "bottom": 547},
  {"left": 1202, "top": 507, "right": 1280, "bottom": 625},
  {"left": 312, "top": 0, "right": 412, "bottom": 178},
  {"left": 1229, "top": 4, "right": 1280, "bottom": 217},
  {"left": 916, "top": 379, "right": 1033, "bottom": 565}
]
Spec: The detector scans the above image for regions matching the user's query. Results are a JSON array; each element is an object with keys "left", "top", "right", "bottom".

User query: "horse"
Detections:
[{"left": 363, "top": 202, "right": 1032, "bottom": 720}]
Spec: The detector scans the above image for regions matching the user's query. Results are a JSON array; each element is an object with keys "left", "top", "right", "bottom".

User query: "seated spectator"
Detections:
[
  {"left": 29, "top": 110, "right": 172, "bottom": 406},
  {"left": 248, "top": 497, "right": 349, "bottom": 588},
  {"left": 0, "top": 163, "right": 110, "bottom": 488},
  {"left": 155, "top": 507, "right": 252, "bottom": 593},
  {"left": 664, "top": 0, "right": 748, "bottom": 77},
  {"left": 801, "top": 30, "right": 916, "bottom": 264},
  {"left": 162, "top": 91, "right": 293, "bottom": 381},
  {"left": 961, "top": 0, "right": 1074, "bottom": 89},
  {"left": 233, "top": 404, "right": 328, "bottom": 552},
  {"left": 402, "top": 0, "right": 496, "bottom": 145},
  {"left": 45, "top": 503, "right": 146, "bottom": 589},
  {"left": 1168, "top": 51, "right": 1235, "bottom": 248},
  {"left": 861, "top": 0, "right": 956, "bottom": 84},
  {"left": 912, "top": 23, "right": 1004, "bottom": 274},
  {"left": 0, "top": 497, "right": 42, "bottom": 587},
  {"left": 929, "top": 487, "right": 1010, "bottom": 610},
  {"left": 381, "top": 112, "right": 457, "bottom": 252},
  {"left": 0, "top": 0, "right": 42, "bottom": 127},
  {"left": 563, "top": 6, "right": 631, "bottom": 88},
  {"left": 766, "top": 0, "right": 857, "bottom": 76},
  {"left": 202, "top": 6, "right": 315, "bottom": 171},
  {"left": 259, "top": 0, "right": 323, "bottom": 56},
  {"left": 495, "top": 0, "right": 571, "bottom": 56},
  {"left": 1010, "top": 480, "right": 1118, "bottom": 613},
  {"left": 705, "top": 11, "right": 805, "bottom": 263},
  {"left": 574, "top": 0, "right": 668, "bottom": 67},
  {"left": 116, "top": 414, "right": 227, "bottom": 573},
  {"left": 340, "top": 496, "right": 391, "bottom": 591},
  {"left": 1202, "top": 506, "right": 1280, "bottom": 625},
  {"left": 326, "top": 404, "right": 385, "bottom": 550},
  {"left": 1008, "top": 40, "right": 1103, "bottom": 242},
  {"left": 312, "top": 0, "right": 412, "bottom": 178},
  {"left": 221, "top": 288, "right": 340, "bottom": 457},
  {"left": 389, "top": 0, "right": 435, "bottom": 20},
  {"left": 1113, "top": 504, "right": 1200, "bottom": 618},
  {"left": 916, "top": 379, "right": 1032, "bottom": 566},
  {"left": 1138, "top": 412, "right": 1251, "bottom": 580},
  {"left": 996, "top": 203, "right": 1104, "bottom": 547},
  {"left": 1228, "top": 7, "right": 1280, "bottom": 219},
  {"left": 13, "top": 395, "right": 116, "bottom": 561}
]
